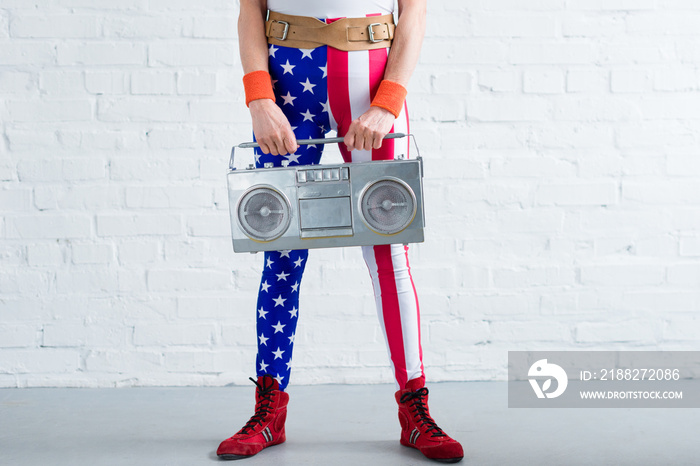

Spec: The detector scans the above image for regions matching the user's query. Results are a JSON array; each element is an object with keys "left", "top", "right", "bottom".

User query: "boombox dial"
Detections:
[{"left": 227, "top": 133, "right": 425, "bottom": 253}]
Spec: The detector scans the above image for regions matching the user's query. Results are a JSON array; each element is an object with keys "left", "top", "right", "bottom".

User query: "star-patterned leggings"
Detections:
[{"left": 253, "top": 31, "right": 423, "bottom": 392}]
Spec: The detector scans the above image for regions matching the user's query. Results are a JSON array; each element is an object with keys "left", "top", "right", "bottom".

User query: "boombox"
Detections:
[{"left": 227, "top": 133, "right": 425, "bottom": 253}]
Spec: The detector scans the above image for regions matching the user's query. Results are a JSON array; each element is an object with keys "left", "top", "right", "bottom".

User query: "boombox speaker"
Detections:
[{"left": 227, "top": 133, "right": 425, "bottom": 253}]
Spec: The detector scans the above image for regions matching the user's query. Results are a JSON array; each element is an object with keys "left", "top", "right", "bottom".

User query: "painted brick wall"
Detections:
[{"left": 1, "top": 1, "right": 699, "bottom": 388}]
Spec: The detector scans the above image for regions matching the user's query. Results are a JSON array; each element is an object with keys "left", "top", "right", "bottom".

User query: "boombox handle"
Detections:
[{"left": 229, "top": 132, "right": 420, "bottom": 171}]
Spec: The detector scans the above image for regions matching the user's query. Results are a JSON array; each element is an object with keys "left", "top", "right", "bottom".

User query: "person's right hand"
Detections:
[{"left": 249, "top": 99, "right": 298, "bottom": 156}]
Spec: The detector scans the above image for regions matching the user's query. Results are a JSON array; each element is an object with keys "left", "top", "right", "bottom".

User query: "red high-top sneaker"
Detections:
[
  {"left": 395, "top": 376, "right": 464, "bottom": 463},
  {"left": 217, "top": 375, "right": 289, "bottom": 460}
]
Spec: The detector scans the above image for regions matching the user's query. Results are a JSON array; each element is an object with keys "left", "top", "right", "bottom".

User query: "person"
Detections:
[{"left": 217, "top": 0, "right": 464, "bottom": 462}]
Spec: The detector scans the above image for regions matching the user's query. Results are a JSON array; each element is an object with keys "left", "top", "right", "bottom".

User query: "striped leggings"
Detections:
[{"left": 252, "top": 32, "right": 424, "bottom": 391}]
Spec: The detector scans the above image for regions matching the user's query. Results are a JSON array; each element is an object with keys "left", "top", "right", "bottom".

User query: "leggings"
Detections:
[{"left": 253, "top": 30, "right": 424, "bottom": 391}]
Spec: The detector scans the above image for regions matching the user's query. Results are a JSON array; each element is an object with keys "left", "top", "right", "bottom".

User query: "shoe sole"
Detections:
[
  {"left": 217, "top": 454, "right": 250, "bottom": 460},
  {"left": 217, "top": 439, "right": 284, "bottom": 461},
  {"left": 432, "top": 457, "right": 464, "bottom": 464},
  {"left": 400, "top": 441, "right": 464, "bottom": 463}
]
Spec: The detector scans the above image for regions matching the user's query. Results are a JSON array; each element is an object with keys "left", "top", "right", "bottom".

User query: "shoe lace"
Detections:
[
  {"left": 399, "top": 387, "right": 446, "bottom": 438},
  {"left": 240, "top": 376, "right": 276, "bottom": 435}
]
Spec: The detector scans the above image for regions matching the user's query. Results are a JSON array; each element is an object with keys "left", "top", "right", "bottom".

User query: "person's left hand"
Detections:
[{"left": 343, "top": 106, "right": 396, "bottom": 151}]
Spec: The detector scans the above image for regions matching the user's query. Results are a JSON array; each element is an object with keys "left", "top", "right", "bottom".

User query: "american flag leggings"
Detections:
[{"left": 252, "top": 30, "right": 424, "bottom": 392}]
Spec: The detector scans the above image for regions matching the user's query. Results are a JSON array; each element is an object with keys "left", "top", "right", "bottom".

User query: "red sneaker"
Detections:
[
  {"left": 395, "top": 376, "right": 464, "bottom": 463},
  {"left": 217, "top": 375, "right": 289, "bottom": 460}
]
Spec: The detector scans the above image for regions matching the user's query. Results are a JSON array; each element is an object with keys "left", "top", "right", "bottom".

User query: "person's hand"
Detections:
[
  {"left": 249, "top": 99, "right": 298, "bottom": 155},
  {"left": 343, "top": 106, "right": 396, "bottom": 151}
]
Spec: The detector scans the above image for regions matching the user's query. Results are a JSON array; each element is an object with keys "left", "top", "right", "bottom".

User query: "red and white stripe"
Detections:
[
  {"left": 327, "top": 17, "right": 410, "bottom": 164},
  {"left": 326, "top": 22, "right": 422, "bottom": 390},
  {"left": 362, "top": 243, "right": 424, "bottom": 390}
]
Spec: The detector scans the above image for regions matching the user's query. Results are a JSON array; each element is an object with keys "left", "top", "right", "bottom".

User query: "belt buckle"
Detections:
[
  {"left": 274, "top": 20, "right": 290, "bottom": 41},
  {"left": 367, "top": 23, "right": 382, "bottom": 43}
]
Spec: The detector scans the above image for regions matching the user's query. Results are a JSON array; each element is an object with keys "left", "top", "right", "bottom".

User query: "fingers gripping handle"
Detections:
[
  {"left": 229, "top": 133, "right": 408, "bottom": 170},
  {"left": 239, "top": 132, "right": 407, "bottom": 149}
]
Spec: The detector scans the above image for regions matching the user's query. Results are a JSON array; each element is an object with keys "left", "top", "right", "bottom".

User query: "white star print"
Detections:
[
  {"left": 273, "top": 295, "right": 286, "bottom": 307},
  {"left": 271, "top": 79, "right": 278, "bottom": 88},
  {"left": 280, "top": 92, "right": 297, "bottom": 106},
  {"left": 272, "top": 321, "right": 286, "bottom": 333},
  {"left": 300, "top": 78, "right": 316, "bottom": 94},
  {"left": 255, "top": 42, "right": 376, "bottom": 386},
  {"left": 301, "top": 109, "right": 315, "bottom": 122},
  {"left": 281, "top": 60, "right": 295, "bottom": 75},
  {"left": 285, "top": 152, "right": 301, "bottom": 164}
]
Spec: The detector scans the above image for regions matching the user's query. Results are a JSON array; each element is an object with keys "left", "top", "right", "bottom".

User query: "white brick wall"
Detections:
[{"left": 1, "top": 0, "right": 700, "bottom": 388}]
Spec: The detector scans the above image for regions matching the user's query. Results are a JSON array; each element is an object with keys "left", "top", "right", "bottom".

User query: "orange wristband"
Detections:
[
  {"left": 242, "top": 70, "right": 275, "bottom": 107},
  {"left": 370, "top": 80, "right": 407, "bottom": 118}
]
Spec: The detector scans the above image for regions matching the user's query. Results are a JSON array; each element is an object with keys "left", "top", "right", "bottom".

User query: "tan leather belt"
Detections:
[{"left": 265, "top": 11, "right": 395, "bottom": 52}]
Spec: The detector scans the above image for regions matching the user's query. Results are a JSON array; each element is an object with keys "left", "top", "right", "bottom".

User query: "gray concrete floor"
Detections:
[{"left": 1, "top": 381, "right": 698, "bottom": 465}]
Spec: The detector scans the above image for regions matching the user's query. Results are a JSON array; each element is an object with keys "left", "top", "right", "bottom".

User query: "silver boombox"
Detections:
[{"left": 227, "top": 133, "right": 425, "bottom": 253}]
